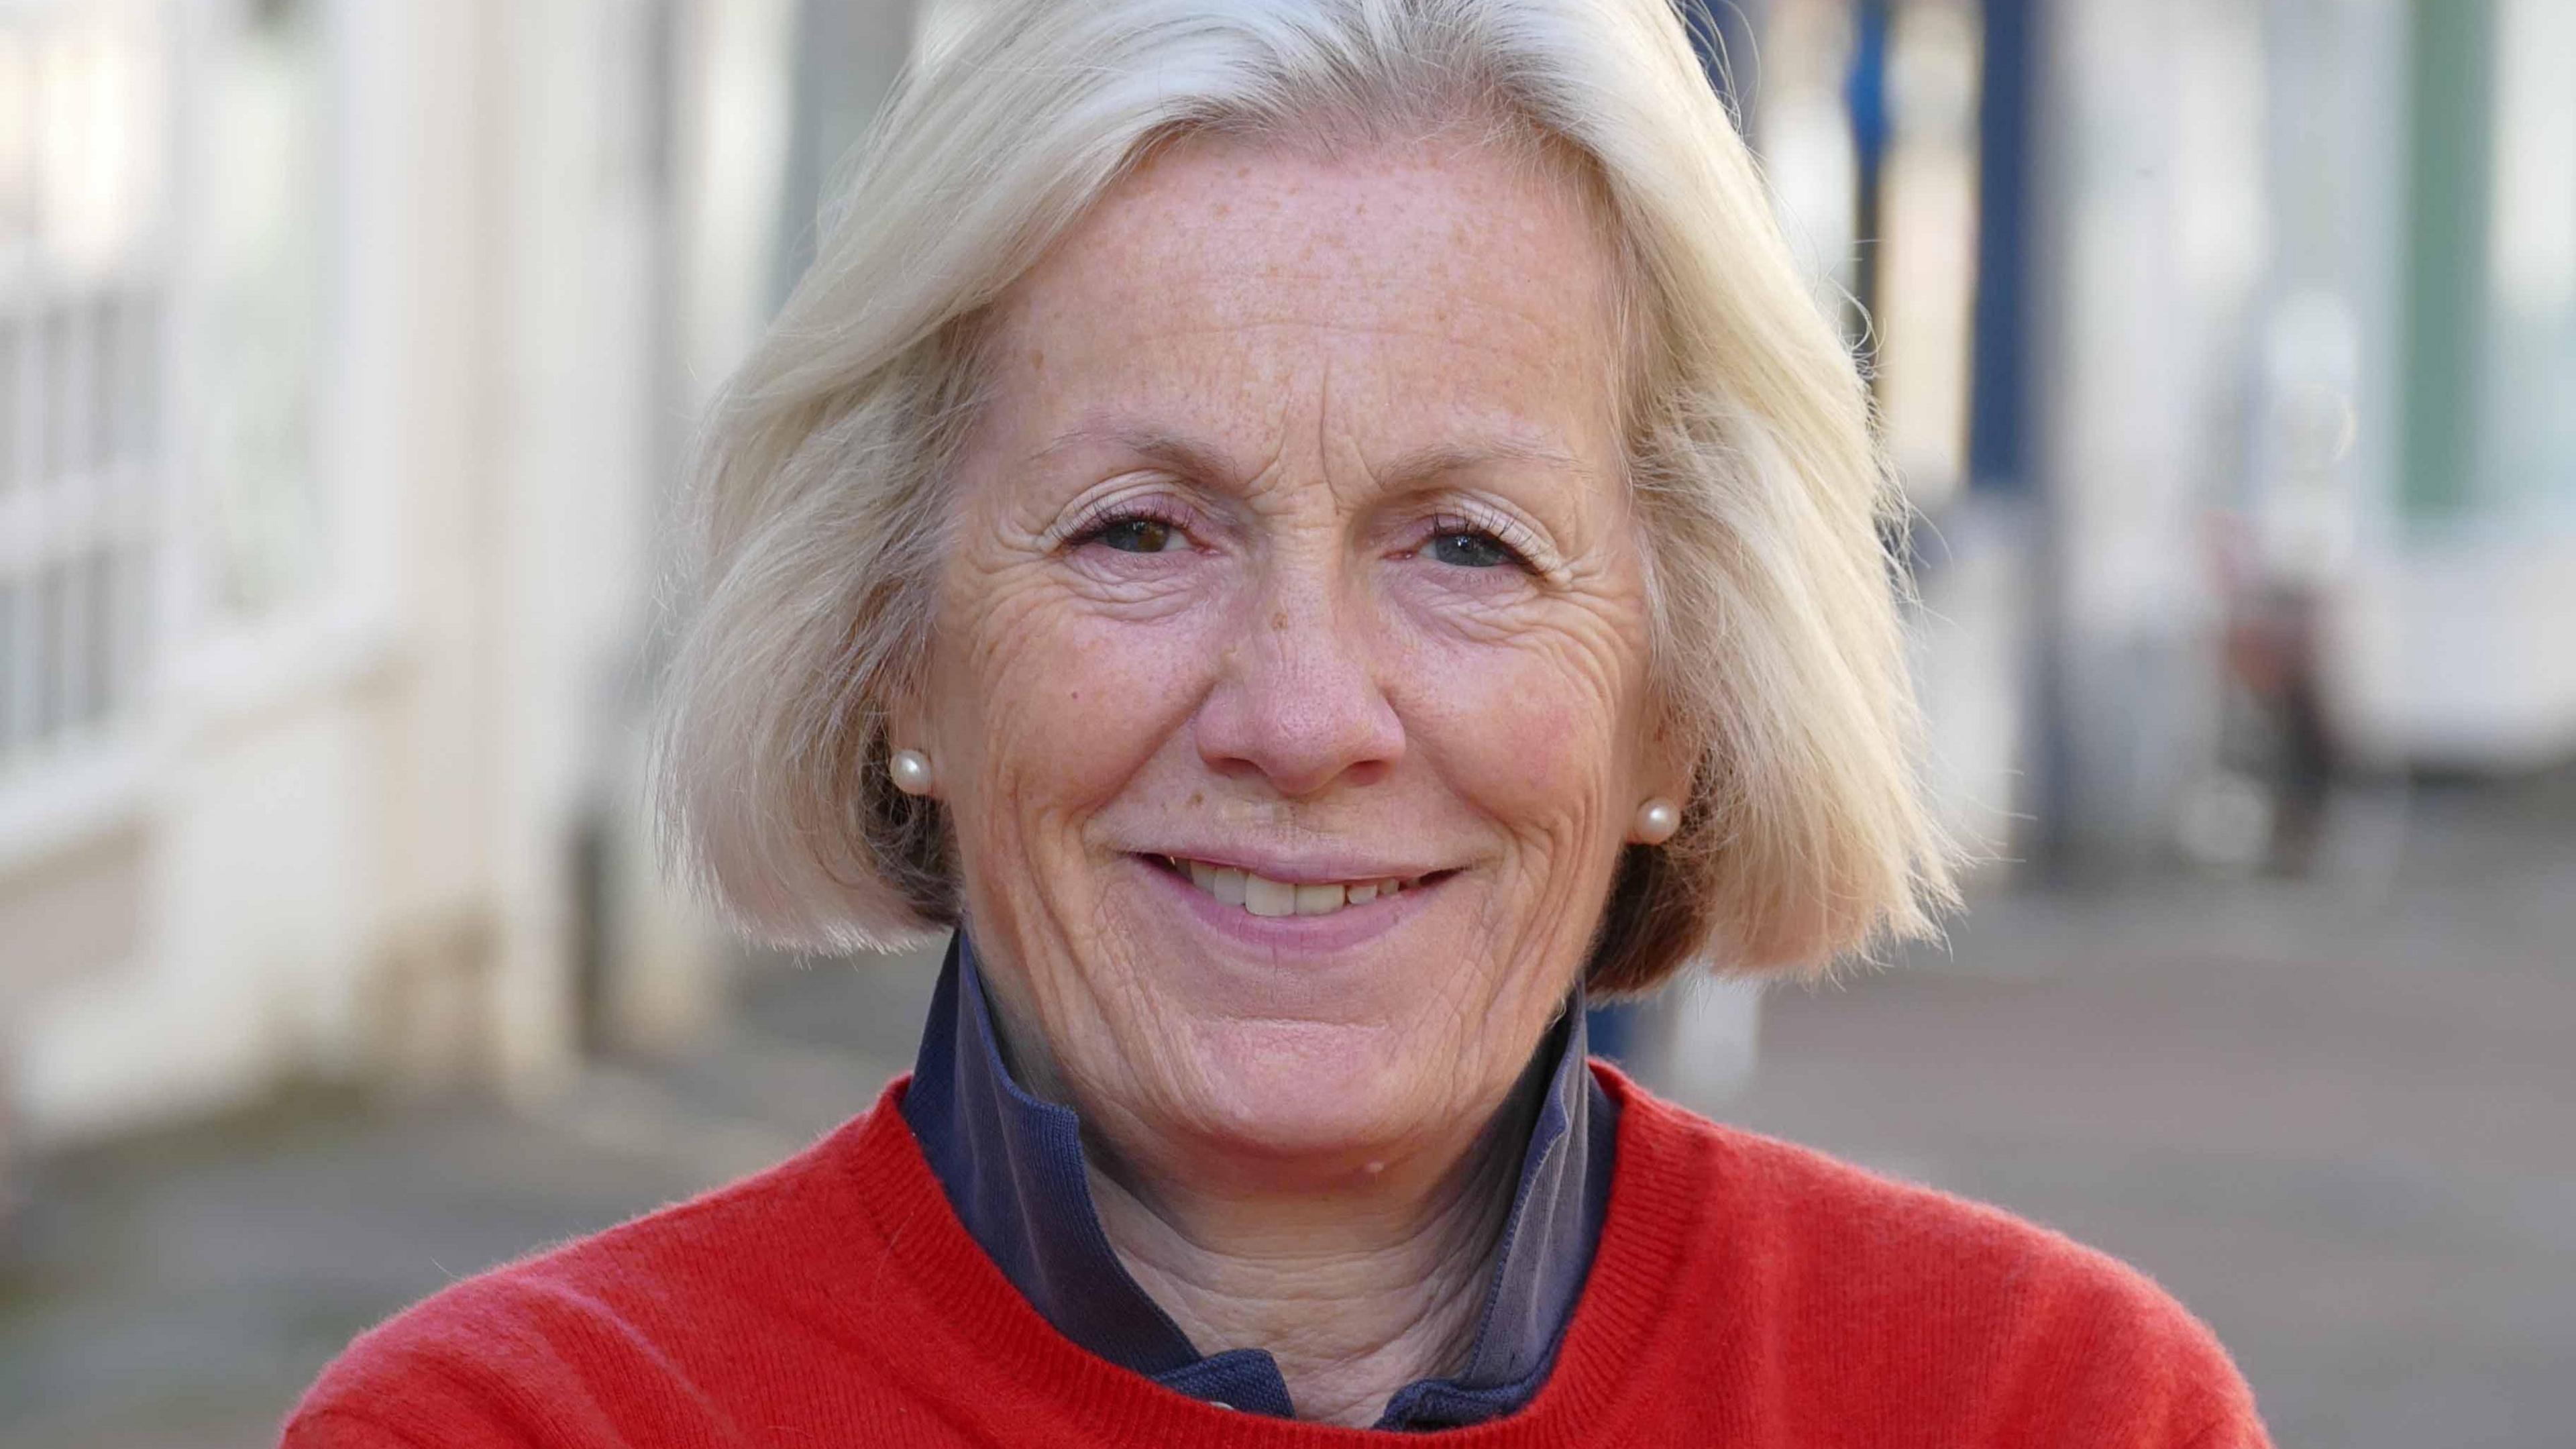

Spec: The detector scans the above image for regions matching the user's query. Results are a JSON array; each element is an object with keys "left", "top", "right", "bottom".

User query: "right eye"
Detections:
[
  {"left": 1090, "top": 516, "right": 1182, "bottom": 553},
  {"left": 1065, "top": 501, "right": 1199, "bottom": 556}
]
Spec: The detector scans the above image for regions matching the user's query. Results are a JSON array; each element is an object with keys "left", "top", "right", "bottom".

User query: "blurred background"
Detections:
[{"left": 0, "top": 0, "right": 2569, "bottom": 1444}]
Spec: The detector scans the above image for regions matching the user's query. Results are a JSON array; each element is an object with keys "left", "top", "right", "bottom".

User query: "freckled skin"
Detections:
[{"left": 905, "top": 133, "right": 1685, "bottom": 1207}]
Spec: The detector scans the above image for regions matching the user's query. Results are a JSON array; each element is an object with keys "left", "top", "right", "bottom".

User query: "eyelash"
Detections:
[
  {"left": 1062, "top": 500, "right": 1193, "bottom": 551},
  {"left": 1059, "top": 497, "right": 1545, "bottom": 574},
  {"left": 1420, "top": 510, "right": 1541, "bottom": 572}
]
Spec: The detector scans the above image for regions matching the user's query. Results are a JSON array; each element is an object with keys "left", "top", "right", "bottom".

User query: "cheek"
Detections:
[
  {"left": 1391, "top": 614, "right": 1642, "bottom": 830},
  {"left": 934, "top": 574, "right": 1215, "bottom": 844}
]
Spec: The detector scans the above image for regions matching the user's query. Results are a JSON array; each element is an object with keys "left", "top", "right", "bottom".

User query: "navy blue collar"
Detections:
[{"left": 900, "top": 930, "right": 1616, "bottom": 1430}]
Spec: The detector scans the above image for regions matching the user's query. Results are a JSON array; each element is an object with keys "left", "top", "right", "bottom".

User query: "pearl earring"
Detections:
[
  {"left": 1634, "top": 798, "right": 1680, "bottom": 845},
  {"left": 888, "top": 748, "right": 936, "bottom": 796}
]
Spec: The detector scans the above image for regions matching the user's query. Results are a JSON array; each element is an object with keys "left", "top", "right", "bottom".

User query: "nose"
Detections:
[{"left": 1193, "top": 566, "right": 1405, "bottom": 799}]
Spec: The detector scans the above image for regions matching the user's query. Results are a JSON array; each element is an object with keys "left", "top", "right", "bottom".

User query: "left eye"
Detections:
[{"left": 1424, "top": 529, "right": 1520, "bottom": 569}]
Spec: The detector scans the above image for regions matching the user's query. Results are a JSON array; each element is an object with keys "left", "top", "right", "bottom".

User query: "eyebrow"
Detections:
[
  {"left": 1028, "top": 417, "right": 1591, "bottom": 492},
  {"left": 1030, "top": 421, "right": 1240, "bottom": 488}
]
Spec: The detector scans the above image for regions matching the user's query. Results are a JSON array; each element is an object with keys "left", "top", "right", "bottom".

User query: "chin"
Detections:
[{"left": 1167, "top": 1014, "right": 1444, "bottom": 1164}]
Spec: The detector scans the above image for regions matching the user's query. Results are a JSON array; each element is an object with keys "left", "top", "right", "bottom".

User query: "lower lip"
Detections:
[{"left": 1129, "top": 856, "right": 1440, "bottom": 956}]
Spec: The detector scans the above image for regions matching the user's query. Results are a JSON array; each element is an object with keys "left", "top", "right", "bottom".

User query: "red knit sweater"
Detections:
[{"left": 283, "top": 1067, "right": 2267, "bottom": 1447}]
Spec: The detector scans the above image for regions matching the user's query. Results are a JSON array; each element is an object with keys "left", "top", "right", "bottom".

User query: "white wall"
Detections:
[{"left": 3, "top": 0, "right": 716, "bottom": 1144}]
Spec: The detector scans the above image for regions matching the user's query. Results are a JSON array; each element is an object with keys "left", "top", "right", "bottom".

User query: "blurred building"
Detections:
[
  {"left": 2026, "top": 0, "right": 2576, "bottom": 867},
  {"left": 0, "top": 0, "right": 910, "bottom": 1152},
  {"left": 2, "top": 0, "right": 2572, "bottom": 1154},
  {"left": 1719, "top": 0, "right": 2576, "bottom": 872}
]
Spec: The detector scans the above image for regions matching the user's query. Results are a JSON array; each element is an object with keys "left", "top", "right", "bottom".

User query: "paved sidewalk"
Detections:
[
  {"left": 1702, "top": 777, "right": 2576, "bottom": 1448},
  {"left": 0, "top": 1087, "right": 717, "bottom": 1448},
  {"left": 3, "top": 778, "right": 2569, "bottom": 1447}
]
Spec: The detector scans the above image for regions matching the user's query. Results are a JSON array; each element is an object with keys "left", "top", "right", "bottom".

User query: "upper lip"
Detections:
[{"left": 1134, "top": 848, "right": 1452, "bottom": 885}]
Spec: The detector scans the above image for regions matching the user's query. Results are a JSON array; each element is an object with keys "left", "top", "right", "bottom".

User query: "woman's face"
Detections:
[{"left": 911, "top": 131, "right": 1676, "bottom": 1189}]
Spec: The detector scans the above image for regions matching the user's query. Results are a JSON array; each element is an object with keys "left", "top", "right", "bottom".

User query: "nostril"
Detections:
[{"left": 1340, "top": 759, "right": 1397, "bottom": 790}]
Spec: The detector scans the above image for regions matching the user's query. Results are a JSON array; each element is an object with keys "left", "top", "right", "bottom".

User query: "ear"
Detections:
[
  {"left": 882, "top": 657, "right": 939, "bottom": 774},
  {"left": 1631, "top": 704, "right": 1703, "bottom": 837},
  {"left": 886, "top": 686, "right": 928, "bottom": 761}
]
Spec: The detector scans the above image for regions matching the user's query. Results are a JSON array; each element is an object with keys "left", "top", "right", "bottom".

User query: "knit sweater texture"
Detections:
[{"left": 282, "top": 1065, "right": 2268, "bottom": 1447}]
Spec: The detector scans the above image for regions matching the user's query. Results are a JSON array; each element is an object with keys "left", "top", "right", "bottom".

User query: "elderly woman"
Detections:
[{"left": 289, "top": 1, "right": 2267, "bottom": 1444}]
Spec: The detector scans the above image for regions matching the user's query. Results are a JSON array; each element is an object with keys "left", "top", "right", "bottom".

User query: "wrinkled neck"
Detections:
[
  {"left": 965, "top": 929, "right": 1570, "bottom": 1426},
  {"left": 1083, "top": 1073, "right": 1541, "bottom": 1428}
]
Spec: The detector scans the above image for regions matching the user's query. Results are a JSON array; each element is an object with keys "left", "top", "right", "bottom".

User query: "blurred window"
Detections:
[
  {"left": 199, "top": 0, "right": 325, "bottom": 619},
  {"left": 0, "top": 0, "right": 331, "bottom": 814},
  {"left": 1753, "top": 0, "right": 1864, "bottom": 319},
  {"left": 2486, "top": 0, "right": 2576, "bottom": 526},
  {"left": 1750, "top": 0, "right": 1984, "bottom": 513},
  {"left": 1874, "top": 0, "right": 1982, "bottom": 509},
  {"left": 0, "top": 0, "right": 172, "bottom": 778}
]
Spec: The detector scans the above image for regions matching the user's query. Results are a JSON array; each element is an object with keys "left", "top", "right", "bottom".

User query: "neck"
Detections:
[{"left": 1082, "top": 1089, "right": 1536, "bottom": 1428}]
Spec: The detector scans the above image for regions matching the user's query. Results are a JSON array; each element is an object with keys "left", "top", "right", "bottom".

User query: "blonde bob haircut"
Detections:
[{"left": 656, "top": 0, "right": 1959, "bottom": 992}]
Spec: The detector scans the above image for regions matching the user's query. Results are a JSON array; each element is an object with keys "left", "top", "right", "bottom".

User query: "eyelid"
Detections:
[
  {"left": 1053, "top": 478, "right": 1201, "bottom": 549},
  {"left": 1429, "top": 496, "right": 1563, "bottom": 578}
]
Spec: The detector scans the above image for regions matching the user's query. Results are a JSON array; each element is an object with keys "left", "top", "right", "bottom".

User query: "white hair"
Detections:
[{"left": 655, "top": 0, "right": 1958, "bottom": 987}]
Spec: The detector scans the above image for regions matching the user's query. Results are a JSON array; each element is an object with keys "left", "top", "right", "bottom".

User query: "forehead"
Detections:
[{"left": 979, "top": 129, "right": 1630, "bottom": 470}]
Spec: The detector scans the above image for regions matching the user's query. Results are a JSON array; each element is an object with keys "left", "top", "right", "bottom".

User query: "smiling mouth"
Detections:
[{"left": 1146, "top": 855, "right": 1450, "bottom": 918}]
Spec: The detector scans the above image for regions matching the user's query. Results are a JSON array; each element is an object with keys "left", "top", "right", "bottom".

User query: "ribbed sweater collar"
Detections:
[{"left": 841, "top": 1063, "right": 1711, "bottom": 1446}]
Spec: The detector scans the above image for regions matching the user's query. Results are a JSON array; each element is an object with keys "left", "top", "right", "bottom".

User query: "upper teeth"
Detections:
[{"left": 1173, "top": 858, "right": 1415, "bottom": 918}]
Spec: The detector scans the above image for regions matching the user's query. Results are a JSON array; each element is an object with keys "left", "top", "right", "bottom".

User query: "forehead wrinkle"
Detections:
[
  {"left": 1365, "top": 437, "right": 1594, "bottom": 494},
  {"left": 1024, "top": 406, "right": 1598, "bottom": 525},
  {"left": 1022, "top": 316, "right": 1584, "bottom": 366},
  {"left": 1315, "top": 343, "right": 1337, "bottom": 505},
  {"left": 1024, "top": 417, "right": 1244, "bottom": 490}
]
